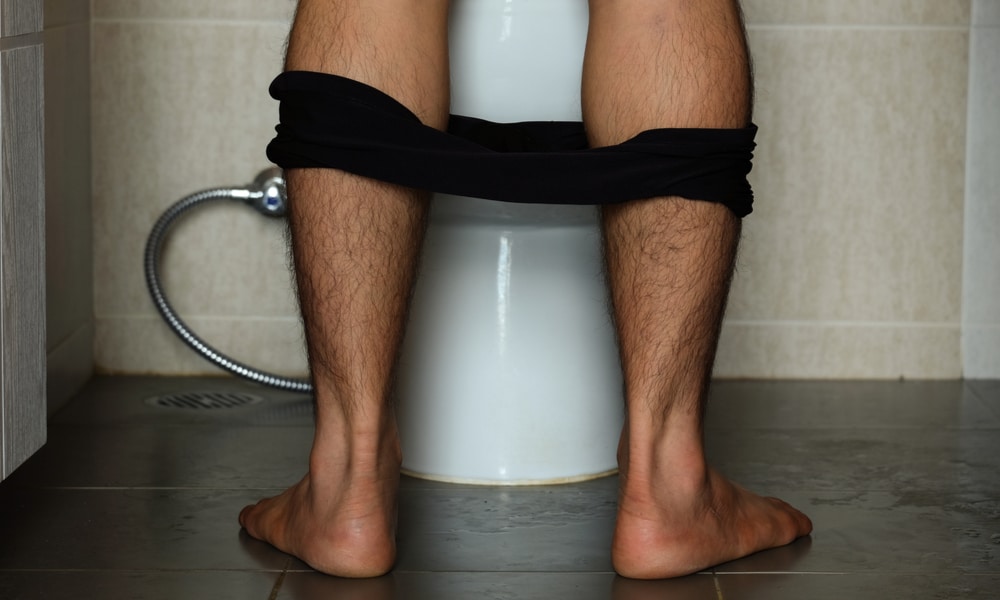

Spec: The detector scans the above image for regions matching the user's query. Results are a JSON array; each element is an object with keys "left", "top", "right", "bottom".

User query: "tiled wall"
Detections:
[
  {"left": 91, "top": 0, "right": 986, "bottom": 380},
  {"left": 720, "top": 1, "right": 971, "bottom": 377},
  {"left": 91, "top": 0, "right": 303, "bottom": 377},
  {"left": 962, "top": 1, "right": 1000, "bottom": 379},
  {"left": 45, "top": 0, "right": 93, "bottom": 412}
]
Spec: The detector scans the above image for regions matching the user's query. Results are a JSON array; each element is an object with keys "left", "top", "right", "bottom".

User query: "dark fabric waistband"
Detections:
[{"left": 266, "top": 70, "right": 756, "bottom": 216}]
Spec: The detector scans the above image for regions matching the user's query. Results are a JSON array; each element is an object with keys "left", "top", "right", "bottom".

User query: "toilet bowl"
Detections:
[{"left": 396, "top": 0, "right": 624, "bottom": 484}]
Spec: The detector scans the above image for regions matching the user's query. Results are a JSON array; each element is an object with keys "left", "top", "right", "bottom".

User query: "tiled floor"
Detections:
[{"left": 2, "top": 377, "right": 999, "bottom": 599}]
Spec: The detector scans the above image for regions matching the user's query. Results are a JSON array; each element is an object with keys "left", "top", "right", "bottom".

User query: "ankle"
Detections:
[
  {"left": 622, "top": 458, "right": 709, "bottom": 505},
  {"left": 619, "top": 424, "right": 709, "bottom": 500},
  {"left": 309, "top": 422, "right": 401, "bottom": 477}
]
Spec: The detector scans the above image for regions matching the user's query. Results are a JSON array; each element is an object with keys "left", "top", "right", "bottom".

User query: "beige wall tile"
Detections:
[
  {"left": 93, "top": 0, "right": 295, "bottom": 21},
  {"left": 94, "top": 0, "right": 974, "bottom": 26},
  {"left": 963, "top": 28, "right": 1000, "bottom": 325},
  {"left": 155, "top": 201, "right": 299, "bottom": 317},
  {"left": 91, "top": 3, "right": 978, "bottom": 380},
  {"left": 95, "top": 316, "right": 308, "bottom": 377},
  {"left": 974, "top": 0, "right": 1000, "bottom": 25},
  {"left": 744, "top": 0, "right": 971, "bottom": 26},
  {"left": 961, "top": 13, "right": 1000, "bottom": 377},
  {"left": 45, "top": 17, "right": 94, "bottom": 406},
  {"left": 92, "top": 0, "right": 975, "bottom": 27},
  {"left": 729, "top": 28, "right": 968, "bottom": 325},
  {"left": 93, "top": 319, "right": 972, "bottom": 380},
  {"left": 44, "top": 0, "right": 88, "bottom": 28},
  {"left": 46, "top": 21, "right": 92, "bottom": 349},
  {"left": 716, "top": 322, "right": 962, "bottom": 378},
  {"left": 963, "top": 329, "right": 1000, "bottom": 377},
  {"left": 92, "top": 21, "right": 291, "bottom": 322},
  {"left": 47, "top": 322, "right": 94, "bottom": 414},
  {"left": 732, "top": 208, "right": 964, "bottom": 323}
]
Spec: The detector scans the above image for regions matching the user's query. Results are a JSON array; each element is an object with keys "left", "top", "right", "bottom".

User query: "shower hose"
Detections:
[{"left": 144, "top": 167, "right": 314, "bottom": 394}]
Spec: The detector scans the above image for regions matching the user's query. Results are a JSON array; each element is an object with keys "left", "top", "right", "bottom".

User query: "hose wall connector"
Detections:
[{"left": 248, "top": 166, "right": 288, "bottom": 217}]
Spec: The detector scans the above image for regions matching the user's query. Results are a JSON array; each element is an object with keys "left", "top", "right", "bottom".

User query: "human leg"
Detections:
[
  {"left": 583, "top": 0, "right": 812, "bottom": 579},
  {"left": 238, "top": 0, "right": 450, "bottom": 578}
]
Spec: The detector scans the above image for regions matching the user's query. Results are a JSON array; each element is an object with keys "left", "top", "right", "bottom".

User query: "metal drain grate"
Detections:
[{"left": 145, "top": 391, "right": 264, "bottom": 410}]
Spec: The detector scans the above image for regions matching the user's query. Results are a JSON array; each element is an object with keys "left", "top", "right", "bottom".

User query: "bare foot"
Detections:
[
  {"left": 612, "top": 462, "right": 813, "bottom": 579},
  {"left": 239, "top": 435, "right": 401, "bottom": 578}
]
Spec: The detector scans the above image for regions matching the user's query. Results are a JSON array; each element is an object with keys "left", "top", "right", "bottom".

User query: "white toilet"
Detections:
[{"left": 396, "top": 0, "right": 624, "bottom": 484}]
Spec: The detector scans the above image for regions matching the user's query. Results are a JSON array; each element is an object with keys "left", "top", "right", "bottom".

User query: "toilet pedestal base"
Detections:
[{"left": 396, "top": 198, "right": 624, "bottom": 485}]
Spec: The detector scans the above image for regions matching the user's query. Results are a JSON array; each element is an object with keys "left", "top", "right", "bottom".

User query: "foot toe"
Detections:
[{"left": 238, "top": 503, "right": 257, "bottom": 530}]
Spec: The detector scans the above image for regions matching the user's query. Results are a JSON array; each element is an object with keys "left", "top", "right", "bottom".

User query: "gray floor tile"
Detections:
[
  {"left": 706, "top": 380, "right": 1000, "bottom": 430},
  {"left": 4, "top": 376, "right": 998, "bottom": 598},
  {"left": 240, "top": 479, "right": 622, "bottom": 575},
  {"left": 0, "top": 488, "right": 287, "bottom": 571},
  {"left": 276, "top": 571, "right": 721, "bottom": 600},
  {"left": 5, "top": 426, "right": 311, "bottom": 489},
  {"left": 605, "top": 575, "right": 724, "bottom": 600},
  {"left": 967, "top": 380, "right": 1000, "bottom": 416},
  {"left": 716, "top": 573, "right": 1000, "bottom": 600},
  {"left": 706, "top": 429, "right": 1000, "bottom": 494},
  {"left": 393, "top": 481, "right": 618, "bottom": 572},
  {"left": 715, "top": 491, "right": 1000, "bottom": 574},
  {"left": 50, "top": 376, "right": 314, "bottom": 427},
  {"left": 0, "top": 570, "right": 280, "bottom": 600}
]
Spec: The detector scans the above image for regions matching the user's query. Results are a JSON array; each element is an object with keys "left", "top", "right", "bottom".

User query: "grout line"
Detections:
[
  {"left": 94, "top": 315, "right": 964, "bottom": 328},
  {"left": 28, "top": 486, "right": 294, "bottom": 491},
  {"left": 722, "top": 320, "right": 960, "bottom": 329},
  {"left": 0, "top": 568, "right": 287, "bottom": 573},
  {"left": 43, "top": 22, "right": 90, "bottom": 33},
  {"left": 959, "top": 323, "right": 1000, "bottom": 330},
  {"left": 6, "top": 568, "right": 993, "bottom": 575},
  {"left": 94, "top": 314, "right": 302, "bottom": 323},
  {"left": 92, "top": 17, "right": 291, "bottom": 27},
  {"left": 266, "top": 559, "right": 291, "bottom": 600},
  {"left": 714, "top": 571, "right": 852, "bottom": 575},
  {"left": 746, "top": 24, "right": 970, "bottom": 32},
  {"left": 340, "top": 569, "right": 623, "bottom": 575},
  {"left": 21, "top": 479, "right": 1000, "bottom": 495},
  {"left": 713, "top": 572, "right": 725, "bottom": 600},
  {"left": 88, "top": 18, "right": 972, "bottom": 32}
]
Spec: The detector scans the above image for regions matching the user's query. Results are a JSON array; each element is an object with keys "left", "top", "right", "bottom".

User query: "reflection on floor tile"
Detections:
[
  {"left": 48, "top": 376, "right": 315, "bottom": 427},
  {"left": 707, "top": 429, "right": 1000, "bottom": 494},
  {"left": 967, "top": 379, "right": 1000, "bottom": 417},
  {"left": 0, "top": 488, "right": 288, "bottom": 571},
  {"left": 4, "top": 426, "right": 311, "bottom": 489},
  {"left": 277, "top": 572, "right": 720, "bottom": 600},
  {"left": 716, "top": 573, "right": 1000, "bottom": 600},
  {"left": 0, "top": 571, "right": 281, "bottom": 600},
  {"left": 395, "top": 482, "right": 617, "bottom": 572},
  {"left": 716, "top": 491, "right": 1000, "bottom": 574},
  {"left": 0, "top": 376, "right": 997, "bottom": 599},
  {"left": 706, "top": 380, "right": 1000, "bottom": 430}
]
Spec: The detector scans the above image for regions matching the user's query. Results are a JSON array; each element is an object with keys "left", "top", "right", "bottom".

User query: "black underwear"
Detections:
[{"left": 266, "top": 71, "right": 757, "bottom": 217}]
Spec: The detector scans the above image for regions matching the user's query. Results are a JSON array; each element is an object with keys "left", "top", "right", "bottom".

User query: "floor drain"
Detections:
[{"left": 145, "top": 391, "right": 264, "bottom": 410}]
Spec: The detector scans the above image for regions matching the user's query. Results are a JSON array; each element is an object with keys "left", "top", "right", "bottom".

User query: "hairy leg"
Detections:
[
  {"left": 583, "top": 0, "right": 812, "bottom": 579},
  {"left": 238, "top": 0, "right": 450, "bottom": 578}
]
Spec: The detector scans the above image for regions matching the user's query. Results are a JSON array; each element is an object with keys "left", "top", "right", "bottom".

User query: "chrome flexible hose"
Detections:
[{"left": 143, "top": 167, "right": 314, "bottom": 394}]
